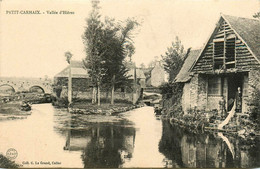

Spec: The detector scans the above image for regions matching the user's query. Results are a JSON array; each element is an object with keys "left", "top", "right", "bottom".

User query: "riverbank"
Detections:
[
  {"left": 70, "top": 102, "right": 144, "bottom": 115},
  {"left": 0, "top": 93, "right": 54, "bottom": 121},
  {"left": 168, "top": 111, "right": 260, "bottom": 141},
  {"left": 0, "top": 102, "right": 32, "bottom": 121},
  {"left": 53, "top": 98, "right": 144, "bottom": 115}
]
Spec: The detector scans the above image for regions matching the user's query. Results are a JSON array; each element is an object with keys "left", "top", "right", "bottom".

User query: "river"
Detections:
[{"left": 0, "top": 104, "right": 259, "bottom": 168}]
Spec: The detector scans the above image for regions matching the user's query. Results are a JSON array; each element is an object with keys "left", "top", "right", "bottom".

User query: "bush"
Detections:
[
  {"left": 159, "top": 82, "right": 184, "bottom": 116},
  {"left": 0, "top": 154, "right": 19, "bottom": 168},
  {"left": 249, "top": 86, "right": 260, "bottom": 130},
  {"left": 159, "top": 82, "right": 184, "bottom": 99},
  {"left": 52, "top": 97, "right": 69, "bottom": 107}
]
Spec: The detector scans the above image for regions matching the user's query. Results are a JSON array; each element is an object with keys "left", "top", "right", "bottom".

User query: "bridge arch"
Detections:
[
  {"left": 29, "top": 85, "right": 45, "bottom": 93},
  {"left": 0, "top": 84, "right": 16, "bottom": 95}
]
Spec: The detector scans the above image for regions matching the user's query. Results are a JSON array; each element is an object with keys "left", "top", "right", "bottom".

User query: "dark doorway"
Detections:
[{"left": 227, "top": 74, "right": 243, "bottom": 111}]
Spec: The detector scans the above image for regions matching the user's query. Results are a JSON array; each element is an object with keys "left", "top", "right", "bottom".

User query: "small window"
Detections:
[{"left": 208, "top": 77, "right": 221, "bottom": 95}]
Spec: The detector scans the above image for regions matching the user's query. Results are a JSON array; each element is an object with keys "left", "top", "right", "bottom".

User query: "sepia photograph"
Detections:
[{"left": 0, "top": 0, "right": 260, "bottom": 168}]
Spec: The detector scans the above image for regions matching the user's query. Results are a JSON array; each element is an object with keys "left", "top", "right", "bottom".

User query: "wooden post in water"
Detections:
[
  {"left": 68, "top": 63, "right": 72, "bottom": 105},
  {"left": 65, "top": 51, "right": 73, "bottom": 105}
]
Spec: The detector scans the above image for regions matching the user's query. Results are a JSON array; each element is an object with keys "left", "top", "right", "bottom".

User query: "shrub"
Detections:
[
  {"left": 249, "top": 86, "right": 260, "bottom": 130},
  {"left": 0, "top": 154, "right": 19, "bottom": 168}
]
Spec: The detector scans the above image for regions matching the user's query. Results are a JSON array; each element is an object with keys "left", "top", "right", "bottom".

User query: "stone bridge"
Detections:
[{"left": 0, "top": 77, "right": 53, "bottom": 94}]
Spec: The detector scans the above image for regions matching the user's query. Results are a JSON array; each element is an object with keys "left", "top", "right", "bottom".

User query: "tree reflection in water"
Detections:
[
  {"left": 63, "top": 121, "right": 136, "bottom": 168},
  {"left": 55, "top": 108, "right": 259, "bottom": 168},
  {"left": 159, "top": 120, "right": 260, "bottom": 168},
  {"left": 81, "top": 123, "right": 136, "bottom": 168}
]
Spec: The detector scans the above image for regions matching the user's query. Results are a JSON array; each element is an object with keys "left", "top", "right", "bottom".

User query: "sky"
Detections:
[{"left": 0, "top": 0, "right": 259, "bottom": 78}]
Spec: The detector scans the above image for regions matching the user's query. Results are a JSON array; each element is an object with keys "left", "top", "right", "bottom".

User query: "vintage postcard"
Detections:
[{"left": 0, "top": 0, "right": 260, "bottom": 168}]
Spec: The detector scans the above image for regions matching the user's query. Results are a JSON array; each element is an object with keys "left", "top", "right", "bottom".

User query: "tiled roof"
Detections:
[
  {"left": 54, "top": 60, "right": 89, "bottom": 78},
  {"left": 175, "top": 49, "right": 201, "bottom": 82},
  {"left": 223, "top": 15, "right": 260, "bottom": 59},
  {"left": 190, "top": 14, "right": 260, "bottom": 73}
]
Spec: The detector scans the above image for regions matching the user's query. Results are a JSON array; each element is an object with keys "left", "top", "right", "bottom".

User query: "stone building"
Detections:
[
  {"left": 54, "top": 60, "right": 91, "bottom": 97},
  {"left": 126, "top": 66, "right": 146, "bottom": 89},
  {"left": 54, "top": 60, "right": 145, "bottom": 103},
  {"left": 151, "top": 61, "right": 168, "bottom": 87},
  {"left": 125, "top": 62, "right": 146, "bottom": 102},
  {"left": 175, "top": 14, "right": 260, "bottom": 114}
]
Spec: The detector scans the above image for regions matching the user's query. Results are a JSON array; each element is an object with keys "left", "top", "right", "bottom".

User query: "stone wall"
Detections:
[
  {"left": 197, "top": 75, "right": 207, "bottom": 110},
  {"left": 182, "top": 74, "right": 208, "bottom": 113},
  {"left": 247, "top": 68, "right": 260, "bottom": 112},
  {"left": 207, "top": 96, "right": 222, "bottom": 111},
  {"left": 55, "top": 77, "right": 142, "bottom": 104},
  {"left": 54, "top": 77, "right": 91, "bottom": 92},
  {"left": 189, "top": 74, "right": 199, "bottom": 109},
  {"left": 182, "top": 83, "right": 191, "bottom": 114},
  {"left": 75, "top": 91, "right": 133, "bottom": 102}
]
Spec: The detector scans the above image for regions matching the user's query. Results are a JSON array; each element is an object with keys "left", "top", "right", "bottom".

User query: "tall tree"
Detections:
[
  {"left": 83, "top": 1, "right": 139, "bottom": 105},
  {"left": 101, "top": 18, "right": 139, "bottom": 105},
  {"left": 161, "top": 36, "right": 190, "bottom": 82},
  {"left": 82, "top": 0, "right": 104, "bottom": 105}
]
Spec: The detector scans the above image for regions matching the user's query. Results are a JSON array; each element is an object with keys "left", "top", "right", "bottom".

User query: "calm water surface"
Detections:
[{"left": 0, "top": 104, "right": 259, "bottom": 168}]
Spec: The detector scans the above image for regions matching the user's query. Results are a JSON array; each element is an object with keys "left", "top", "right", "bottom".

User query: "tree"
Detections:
[
  {"left": 253, "top": 11, "right": 260, "bottom": 19},
  {"left": 159, "top": 37, "right": 191, "bottom": 115},
  {"left": 82, "top": 0, "right": 104, "bottom": 105},
  {"left": 83, "top": 1, "right": 139, "bottom": 105},
  {"left": 101, "top": 18, "right": 139, "bottom": 105},
  {"left": 161, "top": 36, "right": 190, "bottom": 82}
]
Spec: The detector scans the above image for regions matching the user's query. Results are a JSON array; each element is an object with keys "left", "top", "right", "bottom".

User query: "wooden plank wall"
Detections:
[{"left": 192, "top": 20, "right": 259, "bottom": 73}]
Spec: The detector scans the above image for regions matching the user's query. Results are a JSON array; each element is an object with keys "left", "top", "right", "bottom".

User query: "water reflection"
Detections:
[
  {"left": 62, "top": 122, "right": 136, "bottom": 168},
  {"left": 1, "top": 104, "right": 258, "bottom": 168},
  {"left": 159, "top": 120, "right": 260, "bottom": 168},
  {"left": 52, "top": 106, "right": 259, "bottom": 168}
]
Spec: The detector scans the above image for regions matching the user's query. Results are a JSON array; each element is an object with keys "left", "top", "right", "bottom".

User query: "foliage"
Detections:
[
  {"left": 159, "top": 82, "right": 184, "bottom": 99},
  {"left": 161, "top": 36, "right": 190, "bottom": 82},
  {"left": 253, "top": 11, "right": 260, "bottom": 19},
  {"left": 82, "top": 1, "right": 139, "bottom": 105},
  {"left": 65, "top": 51, "right": 73, "bottom": 64},
  {"left": 52, "top": 97, "right": 69, "bottom": 107},
  {"left": 100, "top": 18, "right": 139, "bottom": 91},
  {"left": 0, "top": 154, "right": 19, "bottom": 168},
  {"left": 82, "top": 1, "right": 105, "bottom": 89},
  {"left": 248, "top": 74, "right": 260, "bottom": 130}
]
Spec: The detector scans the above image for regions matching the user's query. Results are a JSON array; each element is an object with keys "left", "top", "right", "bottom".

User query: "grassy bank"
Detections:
[{"left": 53, "top": 98, "right": 143, "bottom": 115}]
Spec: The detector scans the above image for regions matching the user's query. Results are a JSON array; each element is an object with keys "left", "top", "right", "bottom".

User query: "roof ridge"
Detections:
[
  {"left": 221, "top": 13, "right": 259, "bottom": 22},
  {"left": 222, "top": 14, "right": 260, "bottom": 62},
  {"left": 54, "top": 66, "right": 69, "bottom": 77}
]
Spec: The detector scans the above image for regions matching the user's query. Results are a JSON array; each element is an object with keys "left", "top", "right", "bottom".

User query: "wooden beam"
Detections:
[{"left": 223, "top": 22, "right": 226, "bottom": 70}]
